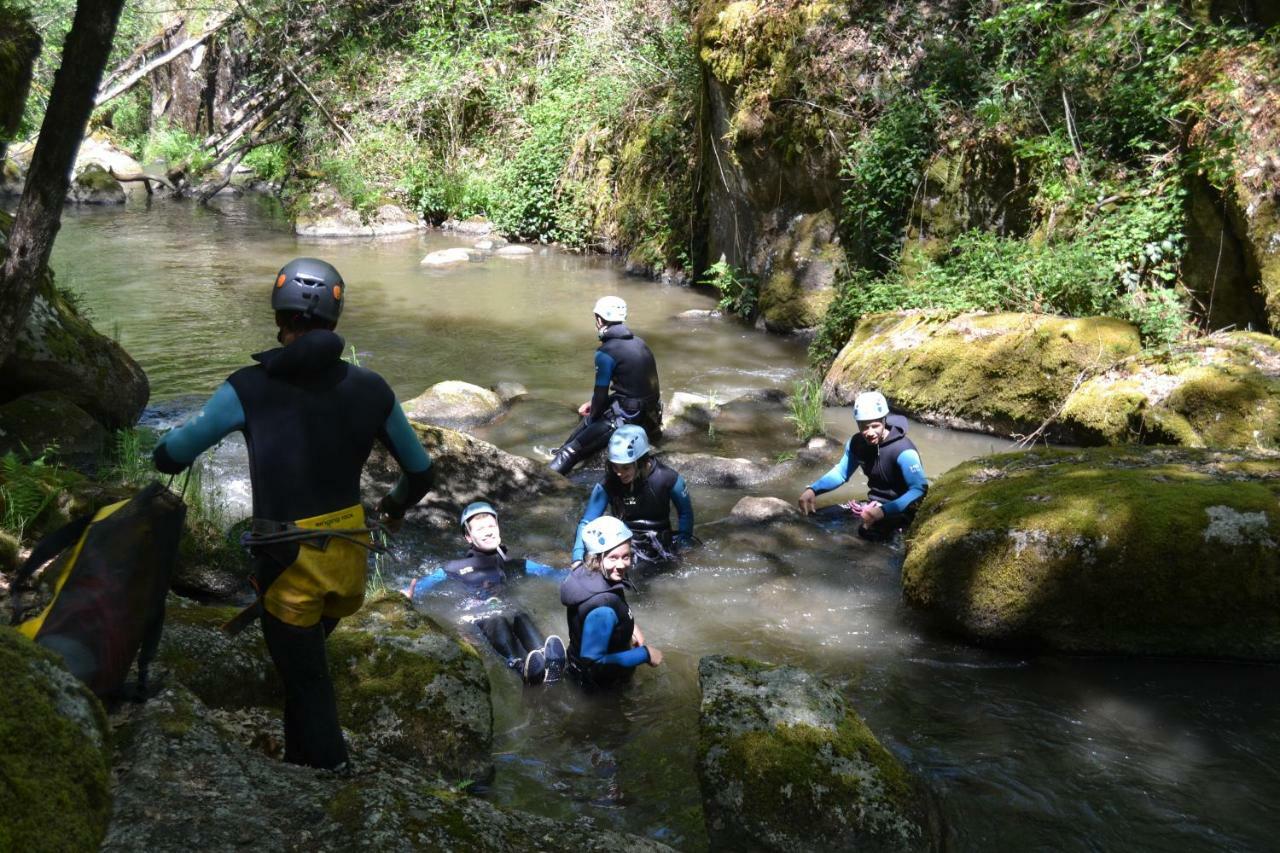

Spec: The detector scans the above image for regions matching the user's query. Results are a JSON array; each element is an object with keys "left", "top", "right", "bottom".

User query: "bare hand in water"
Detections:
[{"left": 798, "top": 488, "right": 817, "bottom": 515}]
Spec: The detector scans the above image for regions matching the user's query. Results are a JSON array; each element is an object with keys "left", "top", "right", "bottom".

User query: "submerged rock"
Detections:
[
  {"left": 663, "top": 451, "right": 794, "bottom": 488},
  {"left": 903, "top": 447, "right": 1280, "bottom": 659},
  {"left": 403, "top": 380, "right": 506, "bottom": 429},
  {"left": 1058, "top": 331, "right": 1280, "bottom": 450},
  {"left": 420, "top": 247, "right": 479, "bottom": 266},
  {"left": 104, "top": 683, "right": 671, "bottom": 852},
  {"left": 0, "top": 628, "right": 112, "bottom": 852},
  {"left": 697, "top": 655, "right": 936, "bottom": 852},
  {"left": 823, "top": 311, "right": 1141, "bottom": 439},
  {"left": 494, "top": 244, "right": 535, "bottom": 257},
  {"left": 662, "top": 388, "right": 789, "bottom": 444}
]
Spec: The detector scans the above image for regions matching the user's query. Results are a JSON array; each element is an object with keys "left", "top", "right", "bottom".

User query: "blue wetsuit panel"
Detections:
[
  {"left": 573, "top": 484, "right": 611, "bottom": 561},
  {"left": 580, "top": 607, "right": 650, "bottom": 667},
  {"left": 156, "top": 381, "right": 246, "bottom": 465},
  {"left": 808, "top": 439, "right": 856, "bottom": 494},
  {"left": 880, "top": 449, "right": 927, "bottom": 516},
  {"left": 384, "top": 405, "right": 433, "bottom": 506},
  {"left": 408, "top": 568, "right": 448, "bottom": 602},
  {"left": 523, "top": 560, "right": 561, "bottom": 578},
  {"left": 671, "top": 475, "right": 694, "bottom": 539}
]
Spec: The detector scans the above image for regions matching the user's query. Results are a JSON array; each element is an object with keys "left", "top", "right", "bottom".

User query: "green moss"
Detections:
[{"left": 0, "top": 628, "right": 111, "bottom": 853}]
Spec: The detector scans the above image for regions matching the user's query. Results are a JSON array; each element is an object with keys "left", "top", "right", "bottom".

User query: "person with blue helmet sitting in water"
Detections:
[
  {"left": 797, "top": 390, "right": 929, "bottom": 541},
  {"left": 561, "top": 516, "right": 663, "bottom": 690},
  {"left": 571, "top": 424, "right": 693, "bottom": 568},
  {"left": 404, "top": 501, "right": 566, "bottom": 686}
]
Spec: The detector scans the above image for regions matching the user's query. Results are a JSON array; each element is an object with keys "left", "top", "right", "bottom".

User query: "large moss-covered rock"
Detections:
[
  {"left": 1058, "top": 331, "right": 1280, "bottom": 449},
  {"left": 697, "top": 655, "right": 935, "bottom": 852},
  {"left": 823, "top": 311, "right": 1142, "bottom": 438},
  {"left": 0, "top": 391, "right": 108, "bottom": 474},
  {"left": 0, "top": 215, "right": 149, "bottom": 430},
  {"left": 0, "top": 628, "right": 112, "bottom": 853},
  {"left": 754, "top": 209, "right": 844, "bottom": 333},
  {"left": 67, "top": 163, "right": 126, "bottom": 205},
  {"left": 294, "top": 184, "right": 424, "bottom": 237},
  {"left": 903, "top": 447, "right": 1280, "bottom": 658},
  {"left": 104, "top": 684, "right": 672, "bottom": 852},
  {"left": 403, "top": 380, "right": 506, "bottom": 429},
  {"left": 156, "top": 593, "right": 493, "bottom": 782}
]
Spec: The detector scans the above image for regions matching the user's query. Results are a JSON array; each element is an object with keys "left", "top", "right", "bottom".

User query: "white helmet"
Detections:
[
  {"left": 607, "top": 425, "right": 650, "bottom": 464},
  {"left": 593, "top": 296, "right": 627, "bottom": 324},
  {"left": 581, "top": 516, "right": 633, "bottom": 555},
  {"left": 852, "top": 391, "right": 890, "bottom": 422}
]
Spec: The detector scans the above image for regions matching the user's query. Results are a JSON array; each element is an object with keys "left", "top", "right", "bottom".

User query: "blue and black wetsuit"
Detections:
[
  {"left": 808, "top": 414, "right": 928, "bottom": 540},
  {"left": 153, "top": 329, "right": 433, "bottom": 769},
  {"left": 572, "top": 458, "right": 693, "bottom": 564},
  {"left": 550, "top": 323, "right": 662, "bottom": 474},
  {"left": 407, "top": 547, "right": 561, "bottom": 666},
  {"left": 560, "top": 566, "right": 650, "bottom": 689}
]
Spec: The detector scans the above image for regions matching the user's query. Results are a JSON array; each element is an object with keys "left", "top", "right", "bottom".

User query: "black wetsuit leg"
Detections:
[
  {"left": 261, "top": 611, "right": 349, "bottom": 769},
  {"left": 551, "top": 416, "right": 617, "bottom": 474},
  {"left": 512, "top": 611, "right": 546, "bottom": 651},
  {"left": 477, "top": 611, "right": 547, "bottom": 660}
]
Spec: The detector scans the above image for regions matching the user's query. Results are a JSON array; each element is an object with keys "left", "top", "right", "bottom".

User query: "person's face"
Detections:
[
  {"left": 600, "top": 541, "right": 632, "bottom": 582},
  {"left": 858, "top": 418, "right": 888, "bottom": 446},
  {"left": 611, "top": 460, "right": 638, "bottom": 485},
  {"left": 464, "top": 514, "right": 502, "bottom": 552}
]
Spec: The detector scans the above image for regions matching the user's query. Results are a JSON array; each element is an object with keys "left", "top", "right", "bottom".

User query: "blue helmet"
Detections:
[
  {"left": 607, "top": 425, "right": 651, "bottom": 464},
  {"left": 581, "top": 516, "right": 632, "bottom": 555},
  {"left": 460, "top": 501, "right": 497, "bottom": 528}
]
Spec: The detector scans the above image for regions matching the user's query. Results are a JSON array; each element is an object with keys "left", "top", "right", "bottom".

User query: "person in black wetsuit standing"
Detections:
[
  {"left": 403, "top": 501, "right": 567, "bottom": 685},
  {"left": 153, "top": 257, "right": 435, "bottom": 770},
  {"left": 548, "top": 295, "right": 662, "bottom": 475}
]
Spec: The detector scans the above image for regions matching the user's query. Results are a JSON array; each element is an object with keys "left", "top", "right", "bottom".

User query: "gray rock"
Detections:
[
  {"left": 698, "top": 655, "right": 936, "bottom": 852},
  {"left": 403, "top": 380, "right": 506, "bottom": 429},
  {"left": 474, "top": 237, "right": 508, "bottom": 251},
  {"left": 67, "top": 163, "right": 126, "bottom": 205},
  {"left": 492, "top": 381, "right": 528, "bottom": 404},
  {"left": 674, "top": 309, "right": 723, "bottom": 321},
  {"left": 728, "top": 496, "right": 799, "bottom": 524},
  {"left": 494, "top": 244, "right": 535, "bottom": 257},
  {"left": 442, "top": 215, "right": 494, "bottom": 236},
  {"left": 420, "top": 247, "right": 479, "bottom": 266},
  {"left": 663, "top": 451, "right": 794, "bottom": 488},
  {"left": 295, "top": 186, "right": 424, "bottom": 238},
  {"left": 0, "top": 390, "right": 108, "bottom": 474}
]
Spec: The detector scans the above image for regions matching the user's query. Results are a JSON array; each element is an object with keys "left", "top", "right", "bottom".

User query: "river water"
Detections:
[{"left": 50, "top": 197, "right": 1280, "bottom": 851}]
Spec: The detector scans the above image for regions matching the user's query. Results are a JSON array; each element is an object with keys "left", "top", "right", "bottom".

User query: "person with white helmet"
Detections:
[
  {"left": 559, "top": 516, "right": 663, "bottom": 689},
  {"left": 797, "top": 390, "right": 929, "bottom": 541},
  {"left": 571, "top": 424, "right": 694, "bottom": 568},
  {"left": 403, "top": 501, "right": 567, "bottom": 686},
  {"left": 547, "top": 295, "right": 662, "bottom": 475}
]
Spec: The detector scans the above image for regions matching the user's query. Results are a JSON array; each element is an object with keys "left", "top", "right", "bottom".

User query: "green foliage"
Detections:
[
  {"left": 785, "top": 378, "right": 826, "bottom": 442},
  {"left": 141, "top": 122, "right": 214, "bottom": 174},
  {"left": 701, "top": 256, "right": 757, "bottom": 317},
  {"left": 243, "top": 142, "right": 288, "bottom": 184},
  {"left": 809, "top": 269, "right": 912, "bottom": 369},
  {"left": 0, "top": 449, "right": 69, "bottom": 539},
  {"left": 102, "top": 427, "right": 157, "bottom": 487}
]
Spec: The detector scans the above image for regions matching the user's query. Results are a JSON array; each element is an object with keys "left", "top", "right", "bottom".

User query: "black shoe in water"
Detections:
[
  {"left": 542, "top": 635, "right": 566, "bottom": 683},
  {"left": 521, "top": 648, "right": 547, "bottom": 686}
]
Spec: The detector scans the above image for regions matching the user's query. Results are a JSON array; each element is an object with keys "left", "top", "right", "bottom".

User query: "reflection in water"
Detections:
[{"left": 53, "top": 198, "right": 1280, "bottom": 851}]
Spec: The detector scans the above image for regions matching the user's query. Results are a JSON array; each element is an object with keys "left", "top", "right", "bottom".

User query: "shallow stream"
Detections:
[{"left": 51, "top": 197, "right": 1280, "bottom": 851}]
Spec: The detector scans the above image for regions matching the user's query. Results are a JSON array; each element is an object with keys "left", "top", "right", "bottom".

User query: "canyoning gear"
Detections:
[
  {"left": 593, "top": 295, "right": 627, "bottom": 324},
  {"left": 272, "top": 257, "right": 345, "bottom": 324},
  {"left": 853, "top": 390, "right": 890, "bottom": 423},
  {"left": 10, "top": 482, "right": 185, "bottom": 700},
  {"left": 461, "top": 500, "right": 497, "bottom": 528},
  {"left": 560, "top": 566, "right": 644, "bottom": 689},
  {"left": 582, "top": 516, "right": 633, "bottom": 555},
  {"left": 608, "top": 425, "right": 650, "bottom": 464},
  {"left": 521, "top": 647, "right": 548, "bottom": 686},
  {"left": 808, "top": 414, "right": 928, "bottom": 520},
  {"left": 572, "top": 458, "right": 693, "bottom": 563},
  {"left": 543, "top": 634, "right": 567, "bottom": 684}
]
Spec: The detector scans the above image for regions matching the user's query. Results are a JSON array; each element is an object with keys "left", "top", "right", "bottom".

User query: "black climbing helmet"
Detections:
[{"left": 271, "top": 257, "right": 344, "bottom": 325}]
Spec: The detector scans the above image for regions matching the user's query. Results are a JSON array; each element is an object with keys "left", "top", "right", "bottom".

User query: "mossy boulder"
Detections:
[
  {"left": 0, "top": 628, "right": 112, "bottom": 853},
  {"left": 823, "top": 311, "right": 1142, "bottom": 438},
  {"left": 157, "top": 593, "right": 493, "bottom": 782},
  {"left": 902, "top": 447, "right": 1280, "bottom": 659},
  {"left": 67, "top": 163, "right": 126, "bottom": 205},
  {"left": 104, "top": 683, "right": 673, "bottom": 852},
  {"left": 754, "top": 209, "right": 844, "bottom": 333},
  {"left": 294, "top": 184, "right": 423, "bottom": 238},
  {"left": 697, "top": 655, "right": 936, "bottom": 852},
  {"left": 0, "top": 390, "right": 109, "bottom": 474},
  {"left": 403, "top": 380, "right": 506, "bottom": 429},
  {"left": 1057, "top": 331, "right": 1280, "bottom": 449},
  {"left": 0, "top": 215, "right": 149, "bottom": 430}
]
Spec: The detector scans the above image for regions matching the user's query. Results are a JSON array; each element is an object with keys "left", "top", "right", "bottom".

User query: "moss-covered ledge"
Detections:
[
  {"left": 697, "top": 655, "right": 937, "bottom": 852},
  {"left": 823, "top": 311, "right": 1142, "bottom": 439},
  {"left": 902, "top": 447, "right": 1280, "bottom": 659}
]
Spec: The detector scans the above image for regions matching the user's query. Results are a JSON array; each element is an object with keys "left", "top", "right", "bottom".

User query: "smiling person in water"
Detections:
[
  {"left": 404, "top": 501, "right": 567, "bottom": 686},
  {"left": 560, "top": 516, "right": 663, "bottom": 690},
  {"left": 797, "top": 390, "right": 928, "bottom": 541}
]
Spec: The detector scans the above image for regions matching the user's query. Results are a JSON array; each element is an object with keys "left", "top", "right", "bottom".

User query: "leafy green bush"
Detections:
[
  {"left": 700, "top": 256, "right": 757, "bottom": 317},
  {"left": 141, "top": 122, "right": 214, "bottom": 175},
  {"left": 243, "top": 143, "right": 289, "bottom": 184}
]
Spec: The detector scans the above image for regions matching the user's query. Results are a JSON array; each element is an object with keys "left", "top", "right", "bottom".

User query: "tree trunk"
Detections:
[{"left": 0, "top": 0, "right": 126, "bottom": 366}]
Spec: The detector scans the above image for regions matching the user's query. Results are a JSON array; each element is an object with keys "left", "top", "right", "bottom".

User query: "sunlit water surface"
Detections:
[{"left": 50, "top": 197, "right": 1280, "bottom": 851}]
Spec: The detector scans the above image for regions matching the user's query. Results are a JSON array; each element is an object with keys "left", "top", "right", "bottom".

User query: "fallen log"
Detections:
[{"left": 94, "top": 14, "right": 232, "bottom": 107}]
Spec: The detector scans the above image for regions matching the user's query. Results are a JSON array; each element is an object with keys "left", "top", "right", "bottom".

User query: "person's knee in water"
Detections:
[
  {"left": 403, "top": 501, "right": 566, "bottom": 685},
  {"left": 561, "top": 517, "right": 663, "bottom": 690},
  {"left": 152, "top": 257, "right": 435, "bottom": 769},
  {"left": 549, "top": 296, "right": 662, "bottom": 476},
  {"left": 571, "top": 425, "right": 694, "bottom": 569},
  {"left": 796, "top": 390, "right": 928, "bottom": 540}
]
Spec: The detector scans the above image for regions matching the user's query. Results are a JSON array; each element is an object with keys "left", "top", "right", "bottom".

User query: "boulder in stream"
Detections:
[
  {"left": 294, "top": 185, "right": 424, "bottom": 238},
  {"left": 903, "top": 447, "right": 1280, "bottom": 659},
  {"left": 0, "top": 390, "right": 108, "bottom": 474},
  {"left": 0, "top": 628, "right": 112, "bottom": 852},
  {"left": 664, "top": 451, "right": 795, "bottom": 488},
  {"left": 420, "top": 247, "right": 479, "bottom": 267},
  {"left": 403, "top": 380, "right": 506, "bottom": 429},
  {"left": 698, "top": 655, "right": 937, "bottom": 852},
  {"left": 67, "top": 164, "right": 126, "bottom": 206}
]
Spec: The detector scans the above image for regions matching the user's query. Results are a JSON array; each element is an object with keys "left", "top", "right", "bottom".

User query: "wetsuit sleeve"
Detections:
[
  {"left": 522, "top": 560, "right": 563, "bottom": 577},
  {"left": 880, "top": 449, "right": 928, "bottom": 516},
  {"left": 153, "top": 381, "right": 245, "bottom": 474},
  {"left": 407, "top": 567, "right": 447, "bottom": 602},
  {"left": 671, "top": 475, "right": 694, "bottom": 540},
  {"left": 580, "top": 607, "right": 651, "bottom": 667},
  {"left": 572, "top": 484, "right": 610, "bottom": 562},
  {"left": 808, "top": 439, "right": 856, "bottom": 495},
  {"left": 378, "top": 404, "right": 434, "bottom": 518},
  {"left": 587, "top": 349, "right": 616, "bottom": 420}
]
